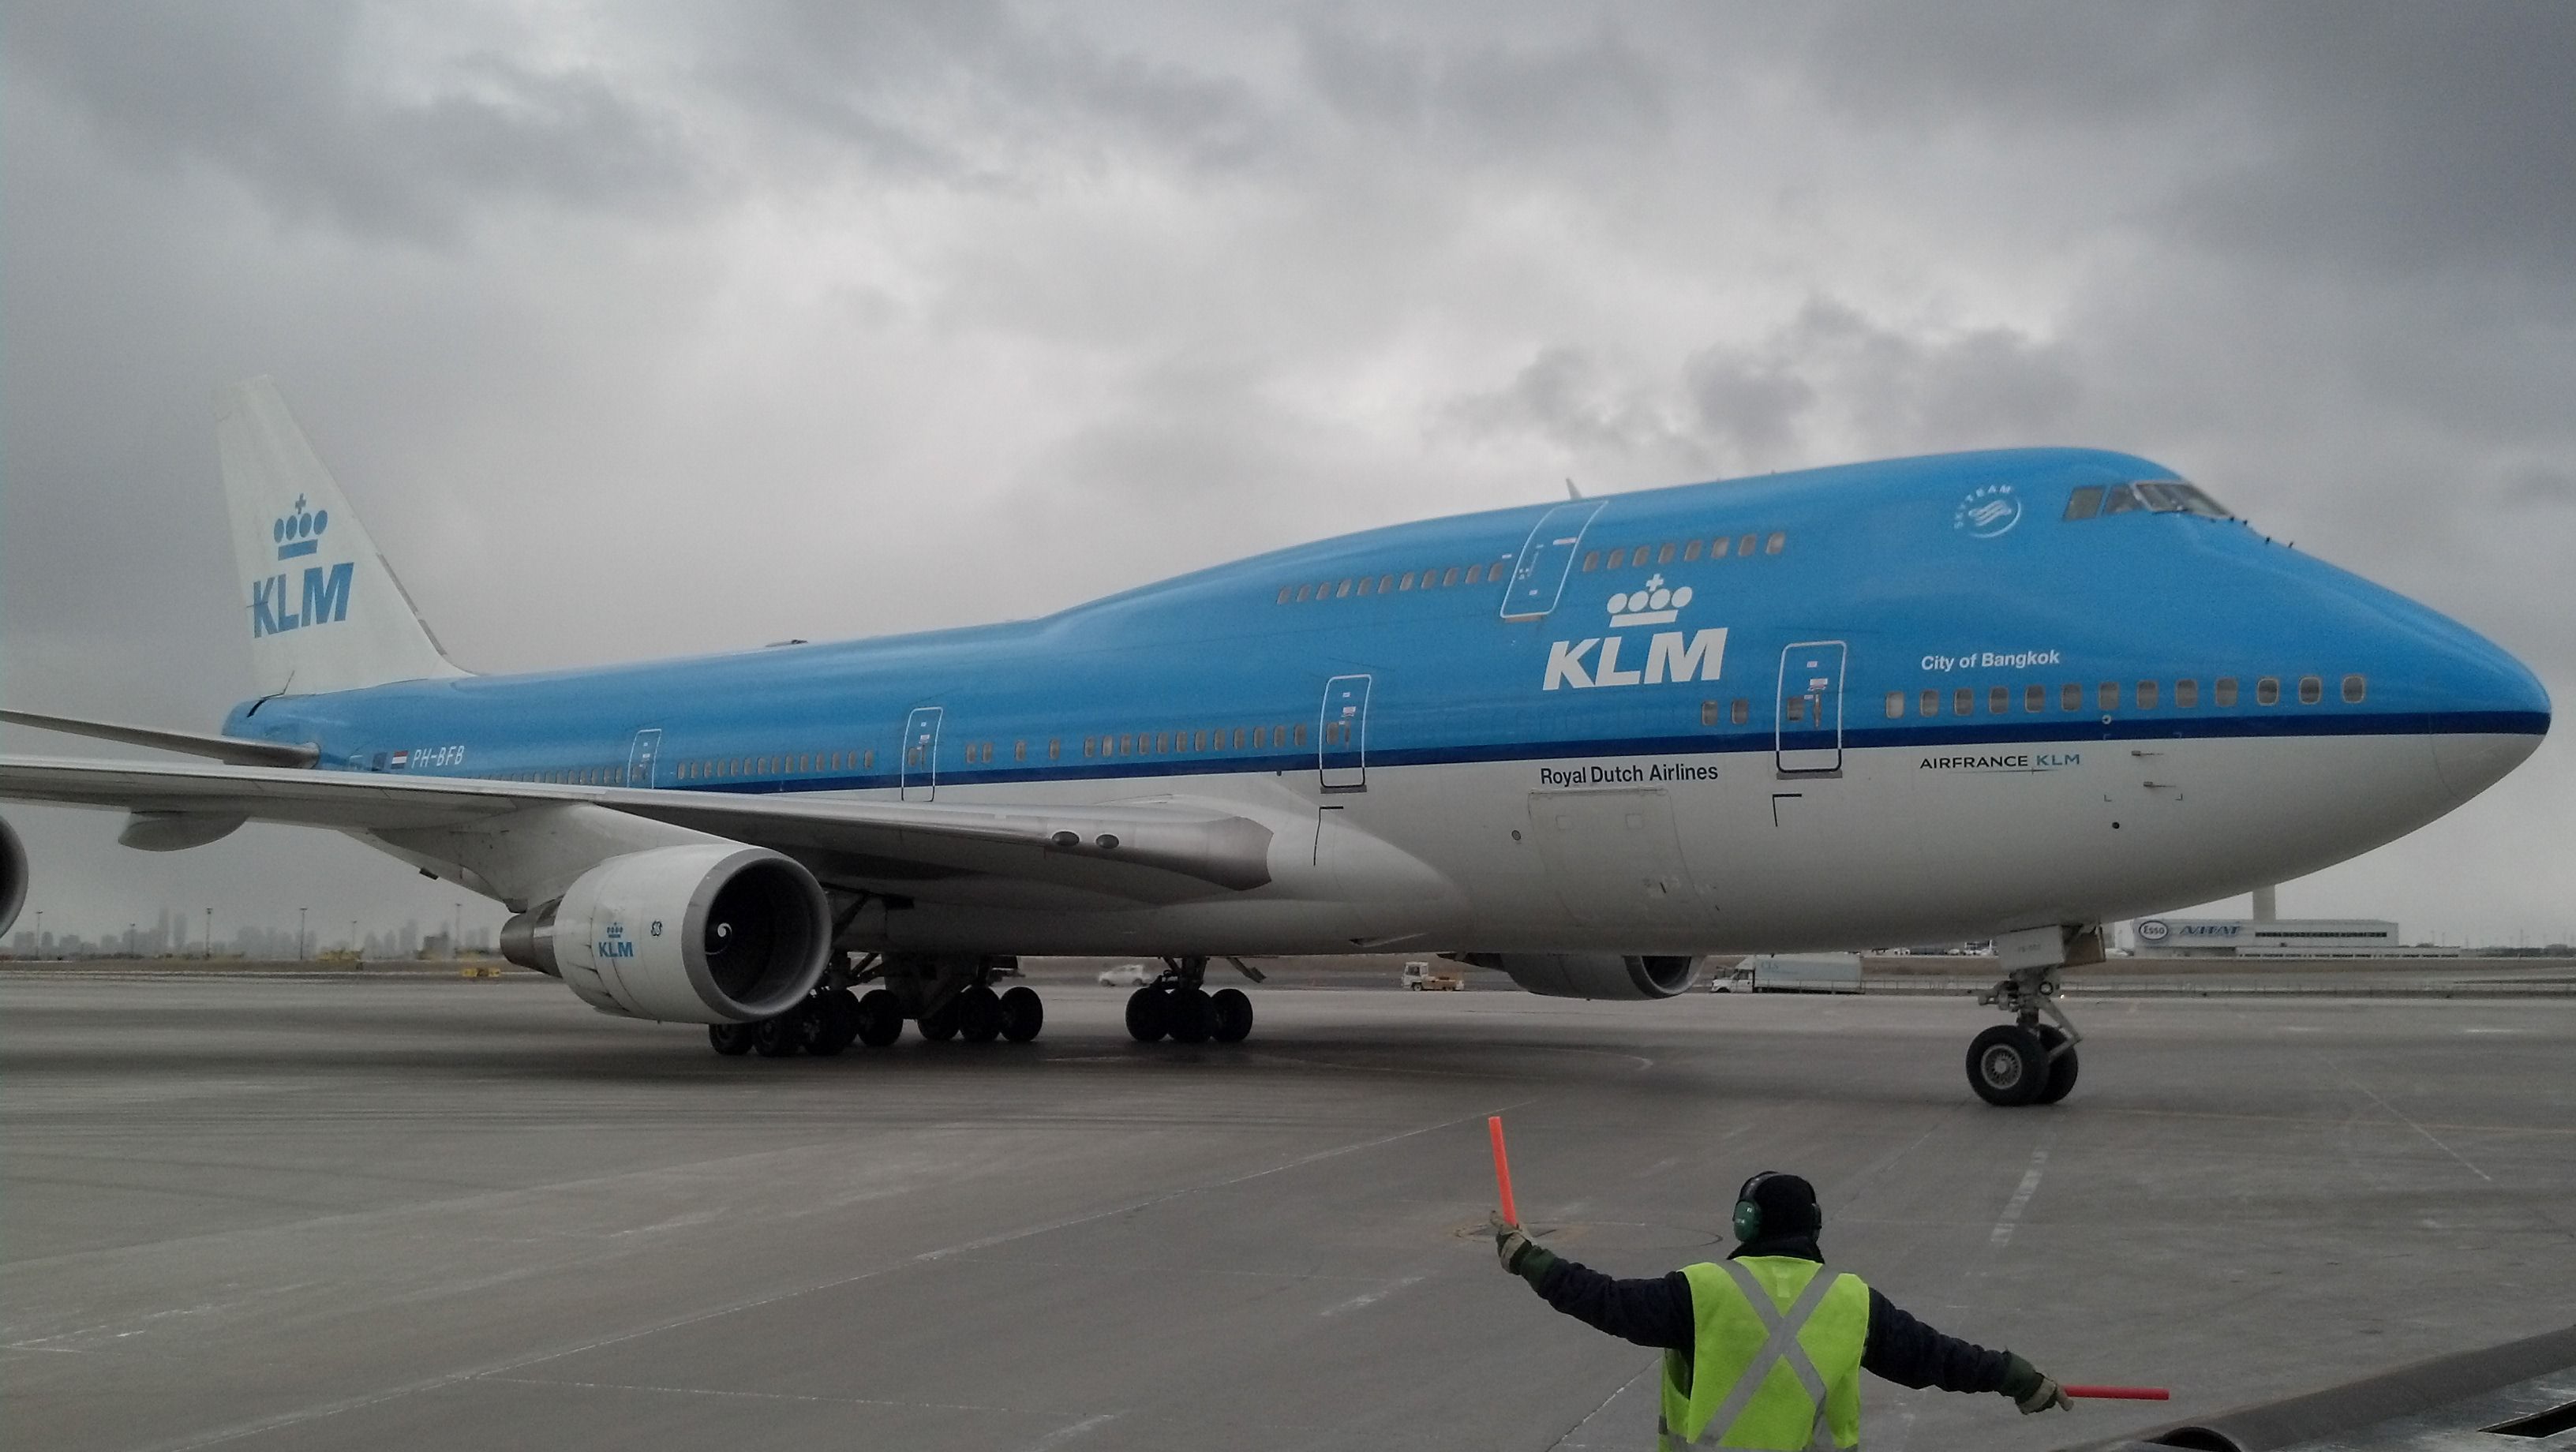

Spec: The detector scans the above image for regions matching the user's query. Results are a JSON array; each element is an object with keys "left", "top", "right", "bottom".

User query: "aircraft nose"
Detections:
[{"left": 2427, "top": 632, "right": 2551, "bottom": 804}]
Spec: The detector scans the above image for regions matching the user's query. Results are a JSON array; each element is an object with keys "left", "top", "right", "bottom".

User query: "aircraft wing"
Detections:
[{"left": 0, "top": 756, "right": 1277, "bottom": 904}]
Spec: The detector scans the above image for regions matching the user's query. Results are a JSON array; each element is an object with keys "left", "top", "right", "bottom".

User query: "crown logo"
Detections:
[
  {"left": 273, "top": 494, "right": 329, "bottom": 559},
  {"left": 1608, "top": 574, "right": 1690, "bottom": 627}
]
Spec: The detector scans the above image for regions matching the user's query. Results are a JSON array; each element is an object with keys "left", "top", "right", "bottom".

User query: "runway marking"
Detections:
[
  {"left": 2323, "top": 1056, "right": 2494, "bottom": 1183},
  {"left": 477, "top": 1374, "right": 1011, "bottom": 1413},
  {"left": 1024, "top": 1412, "right": 1119, "bottom": 1449},
  {"left": 130, "top": 1098, "right": 1533, "bottom": 1452},
  {"left": 1988, "top": 1145, "right": 2050, "bottom": 1250},
  {"left": 1320, "top": 1274, "right": 1428, "bottom": 1317}
]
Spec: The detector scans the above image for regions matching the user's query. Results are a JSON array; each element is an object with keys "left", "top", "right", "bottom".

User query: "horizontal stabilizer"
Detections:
[{"left": 0, "top": 709, "right": 317, "bottom": 768}]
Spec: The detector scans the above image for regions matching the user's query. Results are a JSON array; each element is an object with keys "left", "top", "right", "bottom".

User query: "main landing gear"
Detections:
[
  {"left": 708, "top": 953, "right": 1044, "bottom": 1058},
  {"left": 1964, "top": 925, "right": 2099, "bottom": 1107},
  {"left": 1125, "top": 956, "right": 1259, "bottom": 1046}
]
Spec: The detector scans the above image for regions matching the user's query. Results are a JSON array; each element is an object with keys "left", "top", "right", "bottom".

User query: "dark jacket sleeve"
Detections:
[
  {"left": 1530, "top": 1258, "right": 1697, "bottom": 1352},
  {"left": 1861, "top": 1288, "right": 2010, "bottom": 1392}
]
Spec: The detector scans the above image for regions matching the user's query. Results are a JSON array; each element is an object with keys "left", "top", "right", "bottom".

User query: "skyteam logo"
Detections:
[
  {"left": 273, "top": 494, "right": 328, "bottom": 559},
  {"left": 1953, "top": 483, "right": 2022, "bottom": 539},
  {"left": 1544, "top": 575, "right": 1728, "bottom": 691},
  {"left": 249, "top": 493, "right": 353, "bottom": 638}
]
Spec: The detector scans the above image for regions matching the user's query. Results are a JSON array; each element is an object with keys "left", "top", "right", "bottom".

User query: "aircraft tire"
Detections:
[
  {"left": 708, "top": 1022, "right": 756, "bottom": 1056},
  {"left": 917, "top": 1001, "right": 960, "bottom": 1042},
  {"left": 855, "top": 989, "right": 904, "bottom": 1047},
  {"left": 999, "top": 985, "right": 1043, "bottom": 1042},
  {"left": 2032, "top": 1025, "right": 2079, "bottom": 1104},
  {"left": 957, "top": 986, "right": 1004, "bottom": 1043},
  {"left": 752, "top": 1011, "right": 807, "bottom": 1057},
  {"left": 1210, "top": 987, "right": 1253, "bottom": 1043},
  {"left": 1166, "top": 986, "right": 1215, "bottom": 1045},
  {"left": 1965, "top": 1024, "right": 2044, "bottom": 1106},
  {"left": 807, "top": 989, "right": 861, "bottom": 1057},
  {"left": 1125, "top": 987, "right": 1166, "bottom": 1042}
]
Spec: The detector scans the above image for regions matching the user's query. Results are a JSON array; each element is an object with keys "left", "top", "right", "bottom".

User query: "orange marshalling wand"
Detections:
[{"left": 1488, "top": 1116, "right": 1520, "bottom": 1224}]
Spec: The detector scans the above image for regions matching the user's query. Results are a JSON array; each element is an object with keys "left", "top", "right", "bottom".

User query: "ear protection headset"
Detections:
[{"left": 1732, "top": 1172, "right": 1777, "bottom": 1241}]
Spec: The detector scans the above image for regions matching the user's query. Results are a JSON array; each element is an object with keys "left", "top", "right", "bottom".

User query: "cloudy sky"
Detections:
[{"left": 6, "top": 2, "right": 2571, "bottom": 949}]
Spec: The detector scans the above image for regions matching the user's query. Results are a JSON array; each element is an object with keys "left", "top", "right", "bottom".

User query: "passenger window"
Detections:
[
  {"left": 1398, "top": 572, "right": 1415, "bottom": 590},
  {"left": 2256, "top": 676, "right": 2280, "bottom": 706},
  {"left": 1277, "top": 586, "right": 1294, "bottom": 604},
  {"left": 1379, "top": 574, "right": 1396, "bottom": 593},
  {"left": 1702, "top": 700, "right": 1721, "bottom": 726},
  {"left": 2064, "top": 486, "right": 2104, "bottom": 520},
  {"left": 1084, "top": 737, "right": 1097, "bottom": 758},
  {"left": 1196, "top": 730, "right": 1211, "bottom": 751},
  {"left": 1739, "top": 534, "right": 1759, "bottom": 557},
  {"left": 1157, "top": 732, "right": 1172, "bottom": 753},
  {"left": 1709, "top": 536, "right": 1731, "bottom": 558},
  {"left": 1442, "top": 567, "right": 1461, "bottom": 587},
  {"left": 2101, "top": 484, "right": 2142, "bottom": 515},
  {"left": 1355, "top": 576, "right": 1374, "bottom": 596},
  {"left": 863, "top": 750, "right": 874, "bottom": 769},
  {"left": 1784, "top": 695, "right": 1807, "bottom": 723},
  {"left": 1049, "top": 740, "right": 1061, "bottom": 760},
  {"left": 1606, "top": 548, "right": 1626, "bottom": 570},
  {"left": 1765, "top": 532, "right": 1786, "bottom": 555},
  {"left": 2215, "top": 677, "right": 2239, "bottom": 706},
  {"left": 2025, "top": 683, "right": 2046, "bottom": 713},
  {"left": 1252, "top": 726, "right": 1267, "bottom": 748},
  {"left": 1658, "top": 543, "right": 1677, "bottom": 564},
  {"left": 1581, "top": 551, "right": 1600, "bottom": 572},
  {"left": 1294, "top": 723, "right": 1308, "bottom": 747},
  {"left": 2097, "top": 682, "right": 2118, "bottom": 713},
  {"left": 1955, "top": 687, "right": 1975, "bottom": 716},
  {"left": 2342, "top": 674, "right": 2366, "bottom": 704},
  {"left": 1318, "top": 579, "right": 1335, "bottom": 598},
  {"left": 1296, "top": 584, "right": 1312, "bottom": 602},
  {"left": 1683, "top": 540, "right": 1702, "bottom": 562},
  {"left": 2298, "top": 675, "right": 2323, "bottom": 705},
  {"left": 1988, "top": 686, "right": 2009, "bottom": 714},
  {"left": 1229, "top": 728, "right": 1243, "bottom": 749},
  {"left": 1920, "top": 690, "right": 1939, "bottom": 717},
  {"left": 1885, "top": 690, "right": 1905, "bottom": 720},
  {"left": 1731, "top": 698, "right": 1750, "bottom": 725},
  {"left": 1119, "top": 734, "right": 1134, "bottom": 754},
  {"left": 1335, "top": 578, "right": 1353, "bottom": 598},
  {"left": 1015, "top": 741, "right": 1028, "bottom": 762},
  {"left": 2061, "top": 682, "right": 2083, "bottom": 712},
  {"left": 2136, "top": 681, "right": 2159, "bottom": 709},
  {"left": 1630, "top": 544, "right": 1650, "bottom": 565},
  {"left": 1464, "top": 563, "right": 1483, "bottom": 585},
  {"left": 2174, "top": 679, "right": 2199, "bottom": 709}
]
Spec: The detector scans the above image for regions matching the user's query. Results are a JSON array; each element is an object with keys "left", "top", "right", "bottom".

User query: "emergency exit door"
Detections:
[
  {"left": 624, "top": 728, "right": 662, "bottom": 788},
  {"left": 1500, "top": 501, "right": 1603, "bottom": 619},
  {"left": 1318, "top": 675, "right": 1371, "bottom": 791},
  {"left": 1775, "top": 642, "right": 1847, "bottom": 775},
  {"left": 901, "top": 705, "right": 942, "bottom": 801}
]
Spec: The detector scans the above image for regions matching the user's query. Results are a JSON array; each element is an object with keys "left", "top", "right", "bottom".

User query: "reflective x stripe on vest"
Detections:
[{"left": 1656, "top": 1258, "right": 1868, "bottom": 1450}]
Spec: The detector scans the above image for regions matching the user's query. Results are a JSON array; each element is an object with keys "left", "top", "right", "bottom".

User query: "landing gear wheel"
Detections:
[
  {"left": 807, "top": 989, "right": 860, "bottom": 1057},
  {"left": 708, "top": 1022, "right": 755, "bottom": 1056},
  {"left": 2032, "top": 1025, "right": 2080, "bottom": 1105},
  {"left": 752, "top": 1010, "right": 808, "bottom": 1057},
  {"left": 1210, "top": 987, "right": 1253, "bottom": 1044},
  {"left": 916, "top": 1001, "right": 960, "bottom": 1042},
  {"left": 957, "top": 986, "right": 1003, "bottom": 1043},
  {"left": 855, "top": 988, "right": 904, "bottom": 1048},
  {"left": 999, "top": 985, "right": 1044, "bottom": 1042},
  {"left": 1125, "top": 986, "right": 1167, "bottom": 1042},
  {"left": 1166, "top": 986, "right": 1215, "bottom": 1045},
  {"left": 1966, "top": 1024, "right": 2046, "bottom": 1106}
]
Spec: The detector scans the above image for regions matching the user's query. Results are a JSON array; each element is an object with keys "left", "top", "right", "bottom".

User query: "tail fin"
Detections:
[{"left": 216, "top": 377, "right": 464, "bottom": 697}]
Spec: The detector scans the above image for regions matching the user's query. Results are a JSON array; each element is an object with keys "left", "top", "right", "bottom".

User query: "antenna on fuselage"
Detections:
[{"left": 1564, "top": 478, "right": 1584, "bottom": 500}]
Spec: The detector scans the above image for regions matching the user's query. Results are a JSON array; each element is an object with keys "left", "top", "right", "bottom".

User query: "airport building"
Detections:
[{"left": 2129, "top": 916, "right": 2460, "bottom": 958}]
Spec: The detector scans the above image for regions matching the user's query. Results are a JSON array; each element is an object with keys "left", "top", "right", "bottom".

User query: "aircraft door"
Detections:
[
  {"left": 1775, "top": 642, "right": 1847, "bottom": 775},
  {"left": 1500, "top": 501, "right": 1604, "bottom": 619},
  {"left": 901, "top": 705, "right": 943, "bottom": 801},
  {"left": 1526, "top": 788, "right": 1694, "bottom": 926},
  {"left": 1318, "top": 675, "right": 1371, "bottom": 791},
  {"left": 623, "top": 728, "right": 662, "bottom": 788}
]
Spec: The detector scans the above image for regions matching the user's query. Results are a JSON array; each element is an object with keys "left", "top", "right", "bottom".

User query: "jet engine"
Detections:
[
  {"left": 1484, "top": 952, "right": 1702, "bottom": 1000},
  {"left": 500, "top": 844, "right": 830, "bottom": 1024},
  {"left": 0, "top": 816, "right": 26, "bottom": 938}
]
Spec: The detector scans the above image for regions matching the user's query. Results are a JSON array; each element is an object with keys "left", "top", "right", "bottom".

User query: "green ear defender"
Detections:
[{"left": 1732, "top": 1197, "right": 1763, "bottom": 1241}]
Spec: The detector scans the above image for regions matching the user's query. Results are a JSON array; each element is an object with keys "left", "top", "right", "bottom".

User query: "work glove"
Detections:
[
  {"left": 2000, "top": 1353, "right": 2073, "bottom": 1414},
  {"left": 1488, "top": 1213, "right": 1558, "bottom": 1287}
]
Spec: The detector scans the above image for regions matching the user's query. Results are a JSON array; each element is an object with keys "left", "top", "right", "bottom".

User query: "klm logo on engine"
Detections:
[
  {"left": 597, "top": 920, "right": 635, "bottom": 960},
  {"left": 1543, "top": 576, "right": 1728, "bottom": 690},
  {"left": 249, "top": 495, "right": 353, "bottom": 638}
]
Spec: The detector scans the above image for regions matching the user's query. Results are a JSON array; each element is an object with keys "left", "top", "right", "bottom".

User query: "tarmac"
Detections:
[{"left": 5, "top": 967, "right": 2573, "bottom": 1452}]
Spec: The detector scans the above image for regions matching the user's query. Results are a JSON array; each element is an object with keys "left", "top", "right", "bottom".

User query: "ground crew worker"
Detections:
[{"left": 1492, "top": 1170, "right": 2072, "bottom": 1449}]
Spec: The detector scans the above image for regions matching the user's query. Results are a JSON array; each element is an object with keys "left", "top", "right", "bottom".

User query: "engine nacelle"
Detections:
[
  {"left": 1486, "top": 952, "right": 1702, "bottom": 1000},
  {"left": 0, "top": 816, "right": 26, "bottom": 938},
  {"left": 500, "top": 844, "right": 830, "bottom": 1024}
]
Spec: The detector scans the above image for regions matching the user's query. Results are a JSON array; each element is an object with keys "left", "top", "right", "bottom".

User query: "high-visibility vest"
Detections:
[{"left": 1657, "top": 1257, "right": 1869, "bottom": 1450}]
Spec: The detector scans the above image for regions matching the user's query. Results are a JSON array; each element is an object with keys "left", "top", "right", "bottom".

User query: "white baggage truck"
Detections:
[{"left": 1711, "top": 953, "right": 1865, "bottom": 994}]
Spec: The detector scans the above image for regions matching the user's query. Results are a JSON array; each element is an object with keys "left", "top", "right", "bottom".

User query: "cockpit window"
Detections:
[
  {"left": 2100, "top": 484, "right": 2144, "bottom": 515},
  {"left": 2072, "top": 478, "right": 2233, "bottom": 520},
  {"left": 2064, "top": 486, "right": 2104, "bottom": 520}
]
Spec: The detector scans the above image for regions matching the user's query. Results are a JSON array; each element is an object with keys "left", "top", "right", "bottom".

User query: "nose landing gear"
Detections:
[{"left": 1967, "top": 925, "right": 2096, "bottom": 1106}]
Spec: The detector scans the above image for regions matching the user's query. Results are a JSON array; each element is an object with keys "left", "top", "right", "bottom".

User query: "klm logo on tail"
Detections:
[
  {"left": 1543, "top": 577, "right": 1728, "bottom": 690},
  {"left": 249, "top": 496, "right": 353, "bottom": 638}
]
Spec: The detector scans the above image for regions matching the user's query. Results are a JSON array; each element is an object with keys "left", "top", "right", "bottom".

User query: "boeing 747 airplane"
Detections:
[{"left": 0, "top": 380, "right": 2549, "bottom": 1103}]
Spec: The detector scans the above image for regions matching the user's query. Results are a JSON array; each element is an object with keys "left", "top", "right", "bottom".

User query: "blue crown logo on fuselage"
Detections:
[{"left": 273, "top": 495, "right": 329, "bottom": 559}]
